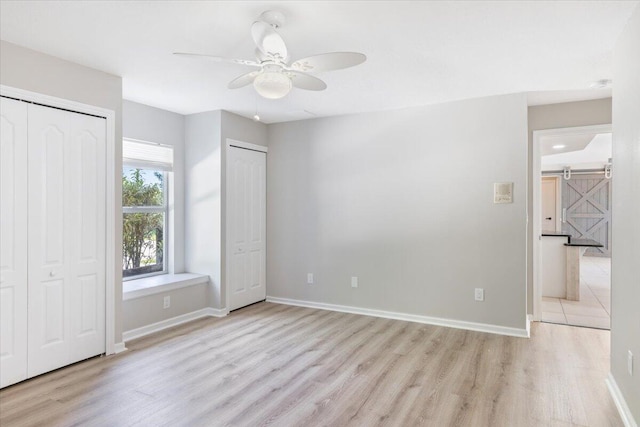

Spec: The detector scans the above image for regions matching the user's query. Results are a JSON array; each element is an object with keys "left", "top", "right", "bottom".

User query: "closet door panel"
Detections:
[
  {"left": 67, "top": 113, "right": 106, "bottom": 361},
  {"left": 27, "top": 106, "right": 71, "bottom": 376},
  {"left": 0, "top": 98, "right": 28, "bottom": 388},
  {"left": 27, "top": 104, "right": 106, "bottom": 377}
]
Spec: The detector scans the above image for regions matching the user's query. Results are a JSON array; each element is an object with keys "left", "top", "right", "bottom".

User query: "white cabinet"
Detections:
[
  {"left": 541, "top": 235, "right": 568, "bottom": 299},
  {"left": 0, "top": 97, "right": 106, "bottom": 388}
]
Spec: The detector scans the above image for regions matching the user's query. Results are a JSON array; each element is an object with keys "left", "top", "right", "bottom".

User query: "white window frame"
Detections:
[{"left": 122, "top": 162, "right": 171, "bottom": 280}]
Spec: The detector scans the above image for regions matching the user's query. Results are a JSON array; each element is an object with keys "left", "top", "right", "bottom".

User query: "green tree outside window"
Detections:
[{"left": 122, "top": 168, "right": 165, "bottom": 277}]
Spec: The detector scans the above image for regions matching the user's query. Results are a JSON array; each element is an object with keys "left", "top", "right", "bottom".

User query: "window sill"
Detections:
[{"left": 123, "top": 273, "right": 209, "bottom": 301}]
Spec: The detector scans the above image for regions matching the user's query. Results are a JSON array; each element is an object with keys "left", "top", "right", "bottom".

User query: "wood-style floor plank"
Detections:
[{"left": 0, "top": 302, "right": 622, "bottom": 426}]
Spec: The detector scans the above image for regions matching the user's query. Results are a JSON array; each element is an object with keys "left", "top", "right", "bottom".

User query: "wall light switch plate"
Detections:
[
  {"left": 474, "top": 288, "right": 484, "bottom": 301},
  {"left": 351, "top": 277, "right": 358, "bottom": 288},
  {"left": 494, "top": 182, "right": 513, "bottom": 204}
]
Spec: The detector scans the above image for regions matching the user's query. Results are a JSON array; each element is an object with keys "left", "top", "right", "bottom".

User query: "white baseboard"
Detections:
[
  {"left": 266, "top": 296, "right": 529, "bottom": 338},
  {"left": 606, "top": 373, "right": 638, "bottom": 427},
  {"left": 123, "top": 307, "right": 228, "bottom": 343},
  {"left": 113, "top": 342, "right": 127, "bottom": 354}
]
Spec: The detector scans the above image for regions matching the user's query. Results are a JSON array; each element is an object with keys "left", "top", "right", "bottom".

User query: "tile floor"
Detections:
[{"left": 541, "top": 256, "right": 611, "bottom": 330}]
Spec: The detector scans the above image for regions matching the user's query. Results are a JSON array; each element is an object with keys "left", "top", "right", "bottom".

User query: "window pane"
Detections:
[
  {"left": 122, "top": 168, "right": 164, "bottom": 207},
  {"left": 122, "top": 212, "right": 164, "bottom": 278}
]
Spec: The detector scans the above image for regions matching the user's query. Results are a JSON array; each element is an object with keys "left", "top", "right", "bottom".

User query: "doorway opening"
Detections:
[{"left": 533, "top": 125, "right": 612, "bottom": 330}]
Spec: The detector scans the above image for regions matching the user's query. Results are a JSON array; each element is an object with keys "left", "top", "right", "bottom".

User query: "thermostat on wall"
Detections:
[{"left": 494, "top": 182, "right": 513, "bottom": 204}]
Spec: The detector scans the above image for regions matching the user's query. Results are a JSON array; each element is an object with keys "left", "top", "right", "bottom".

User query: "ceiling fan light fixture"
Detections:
[{"left": 253, "top": 71, "right": 292, "bottom": 99}]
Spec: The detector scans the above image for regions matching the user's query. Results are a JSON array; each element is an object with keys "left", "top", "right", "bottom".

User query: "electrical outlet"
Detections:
[
  {"left": 307, "top": 273, "right": 314, "bottom": 284},
  {"left": 474, "top": 288, "right": 484, "bottom": 301},
  {"left": 351, "top": 276, "right": 358, "bottom": 288},
  {"left": 629, "top": 350, "right": 634, "bottom": 376},
  {"left": 163, "top": 295, "right": 170, "bottom": 309}
]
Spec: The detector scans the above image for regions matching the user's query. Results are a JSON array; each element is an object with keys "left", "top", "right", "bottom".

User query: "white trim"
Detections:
[
  {"left": 532, "top": 124, "right": 612, "bottom": 322},
  {"left": 113, "top": 342, "right": 128, "bottom": 354},
  {"left": 606, "top": 373, "right": 638, "bottom": 427},
  {"left": 1, "top": 85, "right": 118, "bottom": 356},
  {"left": 554, "top": 176, "right": 562, "bottom": 232},
  {"left": 266, "top": 296, "right": 530, "bottom": 338},
  {"left": 123, "top": 273, "right": 209, "bottom": 300},
  {"left": 123, "top": 307, "right": 228, "bottom": 343},
  {"left": 226, "top": 138, "right": 268, "bottom": 153}
]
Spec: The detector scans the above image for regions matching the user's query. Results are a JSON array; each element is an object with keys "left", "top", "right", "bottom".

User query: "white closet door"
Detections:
[
  {"left": 227, "top": 146, "right": 266, "bottom": 311},
  {"left": 0, "top": 98, "right": 29, "bottom": 388},
  {"left": 27, "top": 104, "right": 106, "bottom": 377}
]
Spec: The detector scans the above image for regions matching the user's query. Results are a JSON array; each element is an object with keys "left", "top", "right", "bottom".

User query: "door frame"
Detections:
[
  {"left": 224, "top": 139, "right": 268, "bottom": 312},
  {"left": 1, "top": 85, "right": 118, "bottom": 354},
  {"left": 532, "top": 124, "right": 611, "bottom": 321}
]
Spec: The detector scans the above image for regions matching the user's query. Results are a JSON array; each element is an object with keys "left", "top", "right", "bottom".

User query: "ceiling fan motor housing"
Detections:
[{"left": 259, "top": 10, "right": 286, "bottom": 28}]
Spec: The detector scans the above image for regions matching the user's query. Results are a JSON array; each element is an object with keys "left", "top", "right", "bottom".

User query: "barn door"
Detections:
[{"left": 562, "top": 174, "right": 611, "bottom": 256}]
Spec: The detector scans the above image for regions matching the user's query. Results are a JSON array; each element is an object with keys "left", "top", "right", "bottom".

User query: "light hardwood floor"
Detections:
[{"left": 0, "top": 302, "right": 621, "bottom": 426}]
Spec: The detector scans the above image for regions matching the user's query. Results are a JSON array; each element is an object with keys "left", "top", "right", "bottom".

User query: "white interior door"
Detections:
[
  {"left": 27, "top": 104, "right": 106, "bottom": 377},
  {"left": 227, "top": 146, "right": 266, "bottom": 311},
  {"left": 541, "top": 177, "right": 557, "bottom": 232},
  {"left": 0, "top": 98, "right": 29, "bottom": 388}
]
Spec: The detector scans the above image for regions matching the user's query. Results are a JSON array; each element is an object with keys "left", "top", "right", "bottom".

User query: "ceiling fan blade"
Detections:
[
  {"left": 289, "top": 52, "right": 366, "bottom": 73},
  {"left": 251, "top": 21, "right": 288, "bottom": 59},
  {"left": 173, "top": 52, "right": 260, "bottom": 67},
  {"left": 228, "top": 71, "right": 260, "bottom": 89},
  {"left": 287, "top": 72, "right": 327, "bottom": 91}
]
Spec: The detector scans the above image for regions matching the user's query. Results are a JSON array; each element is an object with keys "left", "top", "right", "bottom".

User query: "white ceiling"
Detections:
[
  {"left": 542, "top": 133, "right": 612, "bottom": 170},
  {"left": 1, "top": 1, "right": 637, "bottom": 123},
  {"left": 540, "top": 134, "right": 597, "bottom": 156}
]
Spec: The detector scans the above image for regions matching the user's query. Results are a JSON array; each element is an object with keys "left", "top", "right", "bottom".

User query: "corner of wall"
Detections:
[
  {"left": 610, "top": 3, "right": 640, "bottom": 424},
  {"left": 184, "top": 111, "right": 224, "bottom": 309}
]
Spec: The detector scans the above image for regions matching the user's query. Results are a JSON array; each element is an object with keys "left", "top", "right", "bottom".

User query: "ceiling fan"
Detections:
[{"left": 174, "top": 10, "right": 366, "bottom": 99}]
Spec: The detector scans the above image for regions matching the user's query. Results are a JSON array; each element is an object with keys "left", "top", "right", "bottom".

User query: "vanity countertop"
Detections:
[
  {"left": 542, "top": 233, "right": 603, "bottom": 247},
  {"left": 542, "top": 232, "right": 572, "bottom": 238},
  {"left": 565, "top": 238, "right": 603, "bottom": 247}
]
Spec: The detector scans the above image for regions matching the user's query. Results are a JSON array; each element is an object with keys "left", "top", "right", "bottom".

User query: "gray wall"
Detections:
[
  {"left": 267, "top": 94, "right": 529, "bottom": 330},
  {"left": 221, "top": 110, "right": 268, "bottom": 149},
  {"left": 0, "top": 40, "right": 125, "bottom": 343},
  {"left": 526, "top": 98, "right": 612, "bottom": 314},
  {"left": 611, "top": 4, "right": 640, "bottom": 421},
  {"left": 122, "top": 284, "right": 208, "bottom": 332}
]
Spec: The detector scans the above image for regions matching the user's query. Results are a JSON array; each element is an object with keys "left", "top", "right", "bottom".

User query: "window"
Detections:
[{"left": 122, "top": 139, "right": 173, "bottom": 279}]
